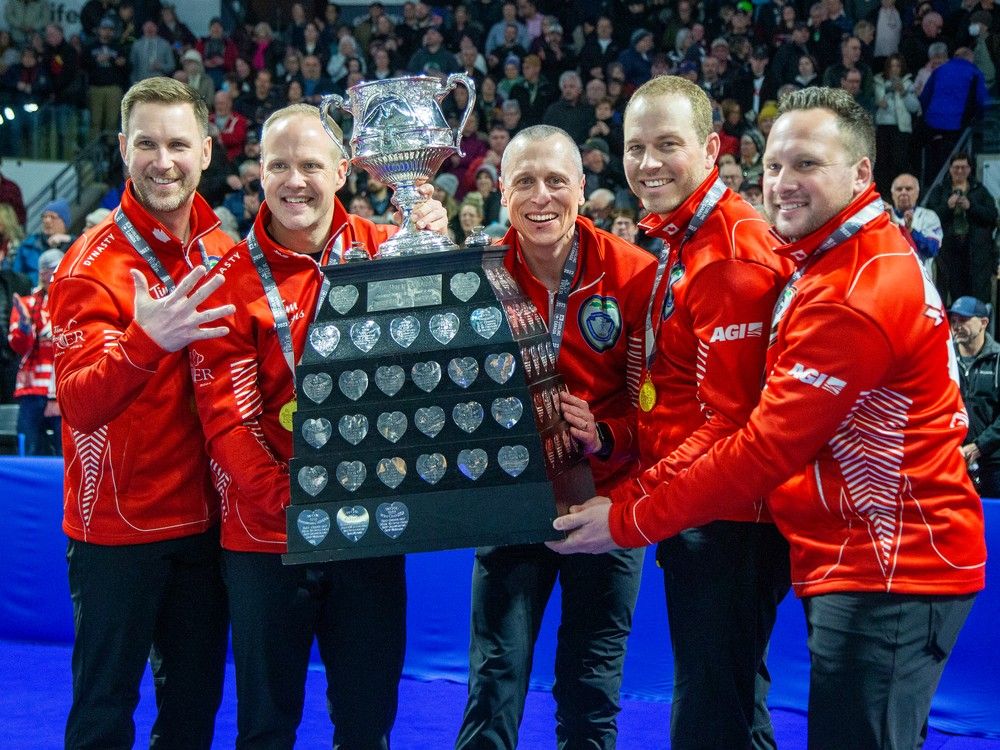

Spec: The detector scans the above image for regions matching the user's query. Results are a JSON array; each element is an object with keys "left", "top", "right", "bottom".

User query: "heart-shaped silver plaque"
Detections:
[
  {"left": 302, "top": 417, "right": 333, "bottom": 449},
  {"left": 374, "top": 365, "right": 406, "bottom": 397},
  {"left": 416, "top": 453, "right": 447, "bottom": 484},
  {"left": 376, "top": 457, "right": 407, "bottom": 489},
  {"left": 414, "top": 406, "right": 446, "bottom": 438},
  {"left": 302, "top": 372, "right": 333, "bottom": 404},
  {"left": 450, "top": 271, "right": 481, "bottom": 302},
  {"left": 452, "top": 401, "right": 484, "bottom": 434},
  {"left": 336, "top": 460, "right": 366, "bottom": 492},
  {"left": 447, "top": 356, "right": 479, "bottom": 388},
  {"left": 491, "top": 397, "right": 523, "bottom": 429},
  {"left": 309, "top": 324, "right": 341, "bottom": 358},
  {"left": 376, "top": 411, "right": 407, "bottom": 443},
  {"left": 485, "top": 353, "right": 516, "bottom": 384},
  {"left": 337, "top": 414, "right": 369, "bottom": 446},
  {"left": 297, "top": 465, "right": 328, "bottom": 497},
  {"left": 389, "top": 315, "right": 420, "bottom": 348},
  {"left": 297, "top": 508, "right": 331, "bottom": 546},
  {"left": 375, "top": 501, "right": 409, "bottom": 538},
  {"left": 498, "top": 445, "right": 530, "bottom": 477},
  {"left": 470, "top": 306, "right": 503, "bottom": 339},
  {"left": 411, "top": 361, "right": 442, "bottom": 393},
  {"left": 350, "top": 320, "right": 381, "bottom": 353},
  {"left": 328, "top": 285, "right": 359, "bottom": 315},
  {"left": 338, "top": 369, "right": 369, "bottom": 401},
  {"left": 458, "top": 448, "right": 488, "bottom": 480},
  {"left": 336, "top": 505, "right": 369, "bottom": 542},
  {"left": 429, "top": 312, "right": 460, "bottom": 344}
]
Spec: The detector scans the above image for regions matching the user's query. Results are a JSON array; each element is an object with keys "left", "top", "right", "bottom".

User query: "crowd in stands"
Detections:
[{"left": 0, "top": 0, "right": 997, "bottom": 452}]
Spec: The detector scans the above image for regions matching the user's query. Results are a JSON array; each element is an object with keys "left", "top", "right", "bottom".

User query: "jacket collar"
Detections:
[
  {"left": 117, "top": 179, "right": 221, "bottom": 260},
  {"left": 772, "top": 183, "right": 884, "bottom": 267},
  {"left": 638, "top": 168, "right": 720, "bottom": 242}
]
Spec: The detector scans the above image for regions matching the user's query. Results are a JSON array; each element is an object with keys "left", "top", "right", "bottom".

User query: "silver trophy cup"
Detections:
[{"left": 321, "top": 74, "right": 476, "bottom": 258}]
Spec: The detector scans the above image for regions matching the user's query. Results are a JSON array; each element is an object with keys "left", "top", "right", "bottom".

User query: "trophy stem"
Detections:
[{"left": 377, "top": 181, "right": 458, "bottom": 258}]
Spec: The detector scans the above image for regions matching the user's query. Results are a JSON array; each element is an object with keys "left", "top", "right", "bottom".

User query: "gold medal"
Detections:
[
  {"left": 639, "top": 375, "right": 656, "bottom": 412},
  {"left": 278, "top": 399, "right": 297, "bottom": 431}
]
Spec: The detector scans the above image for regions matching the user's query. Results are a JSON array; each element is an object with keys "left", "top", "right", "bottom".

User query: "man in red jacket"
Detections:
[
  {"left": 455, "top": 125, "right": 657, "bottom": 749},
  {"left": 561, "top": 75, "right": 792, "bottom": 749},
  {"left": 190, "top": 103, "right": 447, "bottom": 748},
  {"left": 49, "top": 77, "right": 236, "bottom": 750},
  {"left": 554, "top": 87, "right": 987, "bottom": 749}
]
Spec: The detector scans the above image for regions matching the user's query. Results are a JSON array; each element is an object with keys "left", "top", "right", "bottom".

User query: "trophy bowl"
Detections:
[{"left": 322, "top": 74, "right": 476, "bottom": 258}]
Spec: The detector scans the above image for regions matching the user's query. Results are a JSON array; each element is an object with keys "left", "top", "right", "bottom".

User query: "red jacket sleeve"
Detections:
[
  {"left": 609, "top": 302, "right": 893, "bottom": 546},
  {"left": 219, "top": 113, "right": 248, "bottom": 157},
  {"left": 191, "top": 311, "right": 289, "bottom": 522},
  {"left": 611, "top": 258, "right": 780, "bottom": 506},
  {"left": 49, "top": 275, "right": 170, "bottom": 433}
]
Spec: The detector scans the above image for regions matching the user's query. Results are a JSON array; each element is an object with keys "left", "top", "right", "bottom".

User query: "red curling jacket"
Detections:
[
  {"left": 8, "top": 287, "right": 55, "bottom": 398},
  {"left": 49, "top": 182, "right": 235, "bottom": 545},
  {"left": 191, "top": 200, "right": 396, "bottom": 552},
  {"left": 609, "top": 186, "right": 987, "bottom": 597},
  {"left": 610, "top": 171, "right": 793, "bottom": 521},
  {"left": 502, "top": 216, "right": 657, "bottom": 494}
]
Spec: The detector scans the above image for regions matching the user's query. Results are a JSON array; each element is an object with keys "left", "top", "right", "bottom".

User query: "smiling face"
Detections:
[
  {"left": 261, "top": 112, "right": 348, "bottom": 253},
  {"left": 501, "top": 133, "right": 584, "bottom": 258},
  {"left": 120, "top": 101, "right": 211, "bottom": 220},
  {"left": 762, "top": 108, "right": 871, "bottom": 241},
  {"left": 623, "top": 92, "right": 719, "bottom": 217}
]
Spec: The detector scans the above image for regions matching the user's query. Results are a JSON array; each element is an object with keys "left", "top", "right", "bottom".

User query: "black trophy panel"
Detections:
[{"left": 284, "top": 246, "right": 595, "bottom": 564}]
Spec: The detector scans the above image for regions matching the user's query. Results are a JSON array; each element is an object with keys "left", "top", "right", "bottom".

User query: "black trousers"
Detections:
[
  {"left": 804, "top": 591, "right": 976, "bottom": 750},
  {"left": 658, "top": 521, "right": 791, "bottom": 750},
  {"left": 64, "top": 528, "right": 229, "bottom": 750},
  {"left": 456, "top": 543, "right": 644, "bottom": 750},
  {"left": 223, "top": 551, "right": 406, "bottom": 750},
  {"left": 936, "top": 234, "right": 995, "bottom": 309}
]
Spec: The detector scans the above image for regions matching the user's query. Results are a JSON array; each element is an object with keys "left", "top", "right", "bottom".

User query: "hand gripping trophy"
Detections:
[{"left": 321, "top": 74, "right": 476, "bottom": 257}]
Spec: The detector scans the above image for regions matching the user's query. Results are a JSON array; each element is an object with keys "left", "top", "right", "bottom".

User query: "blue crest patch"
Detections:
[{"left": 578, "top": 295, "right": 622, "bottom": 353}]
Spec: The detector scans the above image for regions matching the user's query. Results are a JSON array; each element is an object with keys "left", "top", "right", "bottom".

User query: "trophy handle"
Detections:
[
  {"left": 439, "top": 73, "right": 477, "bottom": 157},
  {"left": 319, "top": 93, "right": 351, "bottom": 163}
]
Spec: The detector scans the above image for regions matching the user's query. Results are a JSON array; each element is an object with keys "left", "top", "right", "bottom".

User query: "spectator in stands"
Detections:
[
  {"left": 447, "top": 5, "right": 485, "bottom": 50},
  {"left": 485, "top": 1, "right": 526, "bottom": 57},
  {"left": 928, "top": 152, "right": 999, "bottom": 306},
  {"left": 699, "top": 55, "right": 728, "bottom": 101},
  {"left": 581, "top": 137, "right": 628, "bottom": 200},
  {"left": 914, "top": 40, "right": 949, "bottom": 95},
  {"left": 236, "top": 69, "right": 282, "bottom": 131},
  {"left": 8, "top": 247, "right": 63, "bottom": 455},
  {"left": 507, "top": 54, "right": 551, "bottom": 127},
  {"left": 299, "top": 55, "right": 335, "bottom": 105},
  {"left": 299, "top": 22, "right": 328, "bottom": 70},
  {"left": 588, "top": 97, "right": 625, "bottom": 159},
  {"left": 472, "top": 163, "right": 502, "bottom": 224},
  {"left": 84, "top": 18, "right": 128, "bottom": 143},
  {"left": 455, "top": 41, "right": 488, "bottom": 86},
  {"left": 757, "top": 100, "right": 780, "bottom": 137},
  {"left": 609, "top": 208, "right": 638, "bottom": 244},
  {"left": 532, "top": 17, "right": 575, "bottom": 82},
  {"left": 794, "top": 52, "right": 820, "bottom": 88},
  {"left": 826, "top": 0, "right": 857, "bottom": 35},
  {"left": 823, "top": 36, "right": 875, "bottom": 100},
  {"left": 579, "top": 16, "right": 620, "bottom": 83},
  {"left": 968, "top": 10, "right": 999, "bottom": 91},
  {"left": 950, "top": 296, "right": 1000, "bottom": 497},
  {"left": 901, "top": 10, "right": 944, "bottom": 74},
  {"left": 432, "top": 172, "right": 460, "bottom": 223},
  {"left": 452, "top": 194, "right": 485, "bottom": 245},
  {"left": 0, "top": 204, "right": 30, "bottom": 404},
  {"left": 873, "top": 54, "right": 921, "bottom": 193},
  {"left": 839, "top": 66, "right": 877, "bottom": 113},
  {"left": 739, "top": 128, "right": 765, "bottom": 184},
  {"left": 209, "top": 89, "right": 249, "bottom": 163},
  {"left": 198, "top": 17, "right": 240, "bottom": 90},
  {"left": 409, "top": 26, "right": 460, "bottom": 74},
  {"left": 719, "top": 156, "right": 745, "bottom": 192},
  {"left": 889, "top": 172, "right": 942, "bottom": 278},
  {"left": 581, "top": 187, "right": 616, "bottom": 230},
  {"left": 178, "top": 49, "right": 215, "bottom": 104},
  {"left": 807, "top": 1, "right": 842, "bottom": 69},
  {"left": 543, "top": 70, "right": 594, "bottom": 144},
  {"left": 327, "top": 34, "right": 361, "bottom": 84},
  {"left": 283, "top": 2, "right": 309, "bottom": 50},
  {"left": 250, "top": 22, "right": 284, "bottom": 74},
  {"left": 920, "top": 48, "right": 988, "bottom": 182},
  {"left": 735, "top": 46, "right": 781, "bottom": 119},
  {"left": 618, "top": 28, "right": 655, "bottom": 87},
  {"left": 4, "top": 0, "right": 48, "bottom": 47},
  {"left": 0, "top": 158, "right": 26, "bottom": 227},
  {"left": 498, "top": 98, "right": 522, "bottom": 135},
  {"left": 43, "top": 24, "right": 83, "bottom": 160},
  {"left": 130, "top": 20, "right": 176, "bottom": 83},
  {"left": 157, "top": 3, "right": 196, "bottom": 52},
  {"left": 14, "top": 199, "right": 75, "bottom": 284},
  {"left": 874, "top": 0, "right": 904, "bottom": 63}
]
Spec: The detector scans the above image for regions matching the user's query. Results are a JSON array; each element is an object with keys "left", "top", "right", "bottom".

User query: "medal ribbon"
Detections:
[
  {"left": 247, "top": 227, "right": 341, "bottom": 382},
  {"left": 115, "top": 209, "right": 179, "bottom": 293},
  {"left": 547, "top": 229, "right": 580, "bottom": 360},
  {"left": 643, "top": 178, "right": 727, "bottom": 371},
  {"left": 768, "top": 198, "right": 884, "bottom": 337}
]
